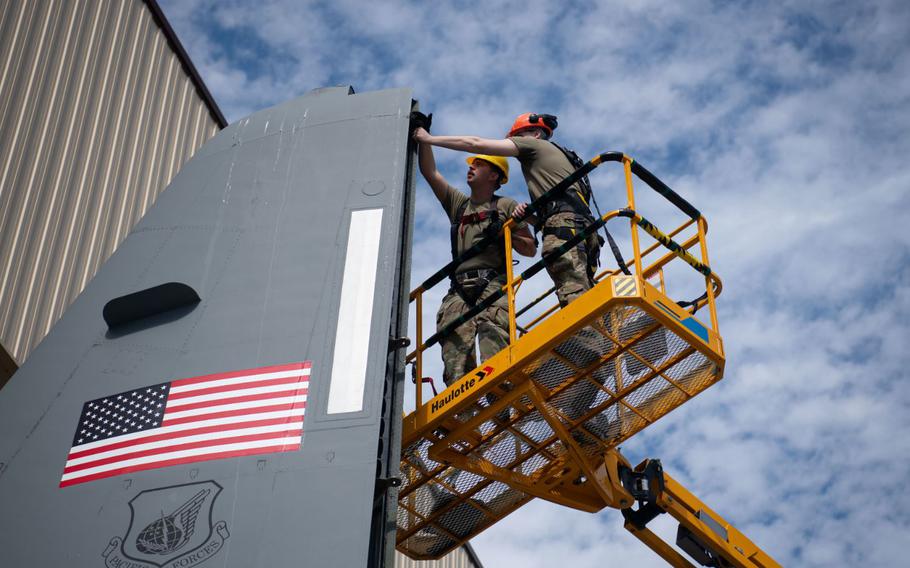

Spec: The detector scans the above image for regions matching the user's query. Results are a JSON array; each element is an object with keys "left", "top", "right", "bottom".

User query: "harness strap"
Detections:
[
  {"left": 458, "top": 209, "right": 500, "bottom": 237},
  {"left": 459, "top": 209, "right": 498, "bottom": 223},
  {"left": 677, "top": 292, "right": 708, "bottom": 314},
  {"left": 603, "top": 225, "right": 630, "bottom": 275},
  {"left": 449, "top": 201, "right": 472, "bottom": 305},
  {"left": 541, "top": 226, "right": 577, "bottom": 240},
  {"left": 549, "top": 141, "right": 631, "bottom": 276},
  {"left": 543, "top": 142, "right": 594, "bottom": 222},
  {"left": 449, "top": 196, "right": 506, "bottom": 304}
]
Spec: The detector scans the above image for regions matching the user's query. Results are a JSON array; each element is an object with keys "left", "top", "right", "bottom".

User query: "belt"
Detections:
[
  {"left": 455, "top": 268, "right": 501, "bottom": 283},
  {"left": 542, "top": 200, "right": 593, "bottom": 224}
]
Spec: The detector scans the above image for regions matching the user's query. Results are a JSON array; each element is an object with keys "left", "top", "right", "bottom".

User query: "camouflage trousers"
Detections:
[
  {"left": 541, "top": 213, "right": 607, "bottom": 428},
  {"left": 436, "top": 275, "right": 509, "bottom": 386},
  {"left": 542, "top": 212, "right": 599, "bottom": 308}
]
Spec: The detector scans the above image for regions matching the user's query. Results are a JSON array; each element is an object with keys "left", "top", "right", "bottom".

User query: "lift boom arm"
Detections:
[{"left": 609, "top": 452, "right": 781, "bottom": 568}]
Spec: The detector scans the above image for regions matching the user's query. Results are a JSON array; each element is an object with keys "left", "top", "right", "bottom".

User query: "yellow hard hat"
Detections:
[{"left": 466, "top": 154, "right": 509, "bottom": 185}]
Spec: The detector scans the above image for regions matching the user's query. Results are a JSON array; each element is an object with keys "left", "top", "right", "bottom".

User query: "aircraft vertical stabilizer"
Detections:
[{"left": 0, "top": 86, "right": 415, "bottom": 567}]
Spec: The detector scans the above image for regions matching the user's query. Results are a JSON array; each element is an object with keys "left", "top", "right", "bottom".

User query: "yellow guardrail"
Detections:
[{"left": 405, "top": 154, "right": 722, "bottom": 410}]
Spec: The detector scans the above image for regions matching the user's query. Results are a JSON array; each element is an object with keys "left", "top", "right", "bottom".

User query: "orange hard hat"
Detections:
[{"left": 507, "top": 113, "right": 558, "bottom": 137}]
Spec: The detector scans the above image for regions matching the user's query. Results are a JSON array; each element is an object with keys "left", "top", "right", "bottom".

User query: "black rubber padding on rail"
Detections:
[{"left": 630, "top": 161, "right": 701, "bottom": 221}]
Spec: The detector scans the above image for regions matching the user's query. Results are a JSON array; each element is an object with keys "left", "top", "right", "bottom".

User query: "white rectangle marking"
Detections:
[{"left": 327, "top": 208, "right": 384, "bottom": 414}]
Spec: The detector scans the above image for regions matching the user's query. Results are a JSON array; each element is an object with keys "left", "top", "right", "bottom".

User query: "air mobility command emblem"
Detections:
[{"left": 102, "top": 481, "right": 229, "bottom": 568}]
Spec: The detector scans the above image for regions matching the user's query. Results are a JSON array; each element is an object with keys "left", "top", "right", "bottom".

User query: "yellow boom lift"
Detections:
[{"left": 395, "top": 152, "right": 781, "bottom": 567}]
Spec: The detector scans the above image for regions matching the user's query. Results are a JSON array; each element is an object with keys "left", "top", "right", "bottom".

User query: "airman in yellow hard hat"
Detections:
[
  {"left": 465, "top": 154, "right": 509, "bottom": 186},
  {"left": 411, "top": 124, "right": 535, "bottom": 388},
  {"left": 413, "top": 112, "right": 608, "bottom": 434}
]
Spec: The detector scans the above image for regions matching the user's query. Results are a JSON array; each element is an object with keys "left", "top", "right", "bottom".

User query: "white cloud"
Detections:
[{"left": 159, "top": 0, "right": 910, "bottom": 565}]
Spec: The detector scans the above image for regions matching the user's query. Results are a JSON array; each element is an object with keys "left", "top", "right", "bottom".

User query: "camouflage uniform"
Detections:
[
  {"left": 437, "top": 275, "right": 509, "bottom": 386},
  {"left": 509, "top": 136, "right": 600, "bottom": 308},
  {"left": 542, "top": 212, "right": 598, "bottom": 308},
  {"left": 435, "top": 184, "right": 519, "bottom": 387}
]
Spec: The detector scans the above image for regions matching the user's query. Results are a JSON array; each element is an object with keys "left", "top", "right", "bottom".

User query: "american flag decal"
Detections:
[{"left": 60, "top": 361, "right": 310, "bottom": 488}]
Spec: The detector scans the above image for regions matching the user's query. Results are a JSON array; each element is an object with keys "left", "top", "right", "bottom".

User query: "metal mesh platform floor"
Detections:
[{"left": 397, "top": 276, "right": 725, "bottom": 559}]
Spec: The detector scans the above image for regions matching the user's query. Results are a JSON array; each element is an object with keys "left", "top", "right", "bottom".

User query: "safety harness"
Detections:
[
  {"left": 541, "top": 142, "right": 595, "bottom": 220},
  {"left": 449, "top": 196, "right": 506, "bottom": 305},
  {"left": 542, "top": 142, "right": 632, "bottom": 278}
]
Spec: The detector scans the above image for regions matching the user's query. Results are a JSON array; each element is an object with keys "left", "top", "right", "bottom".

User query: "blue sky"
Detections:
[{"left": 159, "top": 1, "right": 910, "bottom": 565}]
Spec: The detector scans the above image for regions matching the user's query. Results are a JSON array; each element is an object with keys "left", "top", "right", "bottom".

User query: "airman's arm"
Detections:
[
  {"left": 511, "top": 225, "right": 537, "bottom": 257},
  {"left": 413, "top": 129, "right": 519, "bottom": 157},
  {"left": 413, "top": 128, "right": 449, "bottom": 202}
]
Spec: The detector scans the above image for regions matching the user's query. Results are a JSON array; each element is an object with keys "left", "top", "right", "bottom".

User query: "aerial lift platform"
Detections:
[{"left": 396, "top": 153, "right": 781, "bottom": 567}]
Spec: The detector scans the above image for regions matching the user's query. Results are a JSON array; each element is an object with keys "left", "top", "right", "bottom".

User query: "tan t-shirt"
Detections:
[
  {"left": 509, "top": 136, "right": 582, "bottom": 203},
  {"left": 439, "top": 184, "right": 519, "bottom": 274}
]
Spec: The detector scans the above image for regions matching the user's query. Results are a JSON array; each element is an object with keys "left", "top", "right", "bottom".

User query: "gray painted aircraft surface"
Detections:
[{"left": 0, "top": 86, "right": 416, "bottom": 567}]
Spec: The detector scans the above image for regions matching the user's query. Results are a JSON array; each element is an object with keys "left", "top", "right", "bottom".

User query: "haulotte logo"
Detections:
[{"left": 431, "top": 366, "right": 495, "bottom": 414}]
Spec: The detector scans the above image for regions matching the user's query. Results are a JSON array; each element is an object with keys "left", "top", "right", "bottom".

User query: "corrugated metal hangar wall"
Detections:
[
  {"left": 395, "top": 545, "right": 484, "bottom": 568},
  {"left": 0, "top": 0, "right": 224, "bottom": 387}
]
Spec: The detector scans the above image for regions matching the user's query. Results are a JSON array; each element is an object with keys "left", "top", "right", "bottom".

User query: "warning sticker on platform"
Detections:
[{"left": 612, "top": 276, "right": 638, "bottom": 297}]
